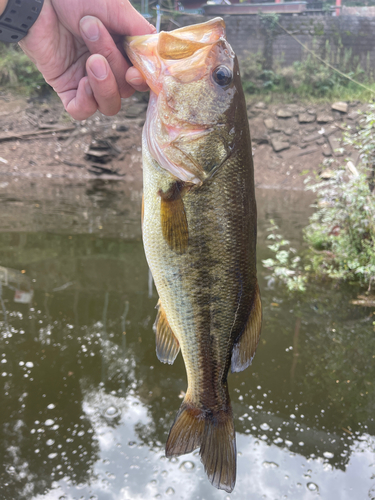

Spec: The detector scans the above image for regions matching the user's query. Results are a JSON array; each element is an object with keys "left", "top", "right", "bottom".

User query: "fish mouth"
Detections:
[
  {"left": 124, "top": 17, "right": 227, "bottom": 93},
  {"left": 124, "top": 18, "right": 234, "bottom": 185}
]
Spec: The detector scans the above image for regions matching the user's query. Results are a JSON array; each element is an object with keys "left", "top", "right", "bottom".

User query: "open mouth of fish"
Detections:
[{"left": 125, "top": 18, "right": 236, "bottom": 185}]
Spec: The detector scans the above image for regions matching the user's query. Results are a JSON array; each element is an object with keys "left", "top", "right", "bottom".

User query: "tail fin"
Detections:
[
  {"left": 200, "top": 412, "right": 236, "bottom": 493},
  {"left": 165, "top": 400, "right": 236, "bottom": 493},
  {"left": 165, "top": 401, "right": 205, "bottom": 457}
]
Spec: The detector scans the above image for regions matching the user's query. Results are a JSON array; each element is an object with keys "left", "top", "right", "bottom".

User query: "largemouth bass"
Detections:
[{"left": 125, "top": 18, "right": 261, "bottom": 492}]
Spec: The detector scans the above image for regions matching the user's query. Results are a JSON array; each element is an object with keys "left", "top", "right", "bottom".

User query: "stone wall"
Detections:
[{"left": 162, "top": 14, "right": 375, "bottom": 75}]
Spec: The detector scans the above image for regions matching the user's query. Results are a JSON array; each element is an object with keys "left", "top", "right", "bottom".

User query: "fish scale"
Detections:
[{"left": 125, "top": 17, "right": 262, "bottom": 492}]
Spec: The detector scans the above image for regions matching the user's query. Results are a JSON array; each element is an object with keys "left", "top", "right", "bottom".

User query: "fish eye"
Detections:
[{"left": 212, "top": 66, "right": 233, "bottom": 87}]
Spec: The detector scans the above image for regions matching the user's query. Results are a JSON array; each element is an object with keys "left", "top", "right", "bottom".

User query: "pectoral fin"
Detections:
[
  {"left": 153, "top": 300, "right": 180, "bottom": 364},
  {"left": 231, "top": 285, "right": 262, "bottom": 373},
  {"left": 159, "top": 182, "right": 189, "bottom": 254}
]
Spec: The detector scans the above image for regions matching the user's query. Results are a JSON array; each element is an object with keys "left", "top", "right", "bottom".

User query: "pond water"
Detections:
[{"left": 0, "top": 180, "right": 374, "bottom": 500}]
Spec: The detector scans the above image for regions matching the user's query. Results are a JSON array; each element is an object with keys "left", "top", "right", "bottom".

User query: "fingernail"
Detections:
[
  {"left": 89, "top": 57, "right": 108, "bottom": 80},
  {"left": 128, "top": 74, "right": 144, "bottom": 86},
  {"left": 80, "top": 16, "right": 100, "bottom": 41}
]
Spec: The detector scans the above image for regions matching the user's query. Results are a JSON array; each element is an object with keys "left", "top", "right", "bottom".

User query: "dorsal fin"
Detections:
[
  {"left": 154, "top": 300, "right": 180, "bottom": 364},
  {"left": 231, "top": 284, "right": 262, "bottom": 373},
  {"left": 159, "top": 182, "right": 189, "bottom": 254}
]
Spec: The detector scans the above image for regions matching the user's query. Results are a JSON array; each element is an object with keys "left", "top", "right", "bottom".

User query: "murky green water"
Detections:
[{"left": 1, "top": 181, "right": 374, "bottom": 500}]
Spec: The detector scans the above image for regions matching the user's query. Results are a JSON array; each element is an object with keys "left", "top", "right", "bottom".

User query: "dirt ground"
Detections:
[{"left": 0, "top": 90, "right": 367, "bottom": 190}]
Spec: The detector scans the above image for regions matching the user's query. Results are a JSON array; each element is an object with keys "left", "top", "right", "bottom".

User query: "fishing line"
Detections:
[{"left": 276, "top": 20, "right": 375, "bottom": 96}]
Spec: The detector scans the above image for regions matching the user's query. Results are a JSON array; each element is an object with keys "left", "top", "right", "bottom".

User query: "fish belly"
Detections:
[{"left": 142, "top": 131, "right": 257, "bottom": 401}]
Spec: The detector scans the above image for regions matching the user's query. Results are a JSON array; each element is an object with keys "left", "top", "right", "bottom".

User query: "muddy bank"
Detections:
[
  {"left": 0, "top": 90, "right": 367, "bottom": 235},
  {"left": 0, "top": 91, "right": 366, "bottom": 187}
]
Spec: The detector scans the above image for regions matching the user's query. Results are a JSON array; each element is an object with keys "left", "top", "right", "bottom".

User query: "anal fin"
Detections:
[
  {"left": 231, "top": 284, "right": 262, "bottom": 373},
  {"left": 200, "top": 409, "right": 236, "bottom": 493},
  {"left": 153, "top": 300, "right": 180, "bottom": 364},
  {"left": 165, "top": 400, "right": 204, "bottom": 457},
  {"left": 159, "top": 181, "right": 189, "bottom": 254}
]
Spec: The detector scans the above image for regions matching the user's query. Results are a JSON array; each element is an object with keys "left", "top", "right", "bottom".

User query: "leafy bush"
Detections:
[
  {"left": 263, "top": 105, "right": 375, "bottom": 292},
  {"left": 262, "top": 221, "right": 308, "bottom": 292},
  {"left": 305, "top": 169, "right": 375, "bottom": 288},
  {"left": 0, "top": 44, "right": 50, "bottom": 93},
  {"left": 304, "top": 105, "right": 375, "bottom": 288}
]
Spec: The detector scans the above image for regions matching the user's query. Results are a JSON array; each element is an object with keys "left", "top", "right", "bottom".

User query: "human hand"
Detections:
[{"left": 18, "top": 0, "right": 155, "bottom": 120}]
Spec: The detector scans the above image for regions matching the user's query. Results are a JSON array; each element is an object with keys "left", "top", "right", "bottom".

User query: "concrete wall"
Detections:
[{"left": 162, "top": 14, "right": 375, "bottom": 75}]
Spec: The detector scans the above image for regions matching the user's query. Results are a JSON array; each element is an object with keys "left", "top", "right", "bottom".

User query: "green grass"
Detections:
[
  {"left": 240, "top": 49, "right": 375, "bottom": 104},
  {"left": 0, "top": 44, "right": 51, "bottom": 94}
]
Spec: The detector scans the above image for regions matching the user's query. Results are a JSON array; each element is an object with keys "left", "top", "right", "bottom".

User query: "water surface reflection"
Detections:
[{"left": 0, "top": 182, "right": 374, "bottom": 500}]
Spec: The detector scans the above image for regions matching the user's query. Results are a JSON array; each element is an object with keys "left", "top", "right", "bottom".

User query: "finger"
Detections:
[
  {"left": 61, "top": 77, "right": 98, "bottom": 121},
  {"left": 80, "top": 15, "right": 134, "bottom": 99},
  {"left": 86, "top": 54, "right": 122, "bottom": 116},
  {"left": 126, "top": 67, "right": 149, "bottom": 93}
]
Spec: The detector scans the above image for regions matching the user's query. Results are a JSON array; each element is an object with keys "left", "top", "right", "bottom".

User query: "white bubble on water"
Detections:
[
  {"left": 105, "top": 406, "right": 120, "bottom": 419},
  {"left": 47, "top": 404, "right": 55, "bottom": 410},
  {"left": 307, "top": 482, "right": 319, "bottom": 492},
  {"left": 260, "top": 423, "right": 270, "bottom": 431},
  {"left": 46, "top": 439, "right": 55, "bottom": 446},
  {"left": 45, "top": 419, "right": 54, "bottom": 426},
  {"left": 179, "top": 461, "right": 195, "bottom": 472},
  {"left": 48, "top": 453, "right": 58, "bottom": 459},
  {"left": 262, "top": 461, "right": 279, "bottom": 469},
  {"left": 25, "top": 362, "right": 34, "bottom": 368},
  {"left": 323, "top": 451, "right": 334, "bottom": 459}
]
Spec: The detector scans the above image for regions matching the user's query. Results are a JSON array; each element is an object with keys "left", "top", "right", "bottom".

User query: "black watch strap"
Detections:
[{"left": 0, "top": 0, "right": 44, "bottom": 43}]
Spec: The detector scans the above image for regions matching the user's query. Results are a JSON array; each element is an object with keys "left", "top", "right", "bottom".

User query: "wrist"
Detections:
[
  {"left": 0, "top": 0, "right": 44, "bottom": 43},
  {"left": 0, "top": 0, "right": 8, "bottom": 16}
]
